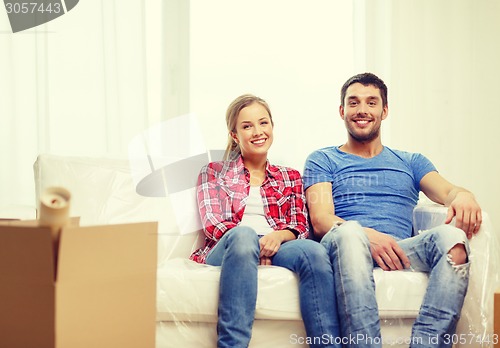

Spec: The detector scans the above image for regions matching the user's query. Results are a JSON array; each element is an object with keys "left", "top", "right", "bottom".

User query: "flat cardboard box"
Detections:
[{"left": 0, "top": 220, "right": 157, "bottom": 348}]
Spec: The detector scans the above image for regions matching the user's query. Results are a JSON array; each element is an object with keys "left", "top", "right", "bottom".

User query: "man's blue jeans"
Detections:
[
  {"left": 320, "top": 221, "right": 470, "bottom": 348},
  {"left": 206, "top": 226, "right": 341, "bottom": 348}
]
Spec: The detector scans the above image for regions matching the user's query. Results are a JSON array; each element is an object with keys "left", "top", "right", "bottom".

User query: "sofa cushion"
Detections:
[{"left": 156, "top": 258, "right": 428, "bottom": 322}]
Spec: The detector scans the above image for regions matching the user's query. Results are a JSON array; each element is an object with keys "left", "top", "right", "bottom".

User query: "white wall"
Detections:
[{"left": 189, "top": 0, "right": 355, "bottom": 172}]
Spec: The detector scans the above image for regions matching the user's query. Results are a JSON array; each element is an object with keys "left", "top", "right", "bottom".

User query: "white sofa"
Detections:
[{"left": 31, "top": 154, "right": 499, "bottom": 348}]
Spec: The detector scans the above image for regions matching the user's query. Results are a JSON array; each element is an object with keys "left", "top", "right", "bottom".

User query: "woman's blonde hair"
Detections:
[{"left": 223, "top": 94, "right": 273, "bottom": 160}]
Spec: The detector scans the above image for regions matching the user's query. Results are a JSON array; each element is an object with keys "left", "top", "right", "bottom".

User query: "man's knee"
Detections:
[
  {"left": 320, "top": 221, "right": 371, "bottom": 259},
  {"left": 322, "top": 221, "right": 367, "bottom": 245},
  {"left": 448, "top": 243, "right": 467, "bottom": 265},
  {"left": 432, "top": 224, "right": 469, "bottom": 266}
]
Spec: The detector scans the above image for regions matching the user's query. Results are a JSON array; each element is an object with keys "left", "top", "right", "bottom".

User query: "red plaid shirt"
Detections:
[{"left": 190, "top": 156, "right": 309, "bottom": 264}]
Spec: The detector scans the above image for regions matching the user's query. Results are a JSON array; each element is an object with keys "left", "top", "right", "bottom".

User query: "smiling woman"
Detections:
[
  {"left": 223, "top": 94, "right": 274, "bottom": 161},
  {"left": 230, "top": 103, "right": 273, "bottom": 160},
  {"left": 190, "top": 93, "right": 342, "bottom": 347}
]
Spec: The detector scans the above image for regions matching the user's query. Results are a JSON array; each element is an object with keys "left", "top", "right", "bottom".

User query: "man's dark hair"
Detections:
[{"left": 340, "top": 73, "right": 388, "bottom": 108}]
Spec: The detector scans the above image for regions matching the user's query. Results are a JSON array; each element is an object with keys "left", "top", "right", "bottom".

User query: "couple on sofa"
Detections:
[{"left": 189, "top": 73, "right": 482, "bottom": 348}]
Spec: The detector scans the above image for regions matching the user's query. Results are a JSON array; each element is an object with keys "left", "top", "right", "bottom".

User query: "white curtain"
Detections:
[{"left": 0, "top": 0, "right": 172, "bottom": 210}]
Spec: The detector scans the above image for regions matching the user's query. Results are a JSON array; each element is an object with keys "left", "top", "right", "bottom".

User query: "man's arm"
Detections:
[
  {"left": 420, "top": 171, "right": 482, "bottom": 238},
  {"left": 305, "top": 182, "right": 342, "bottom": 239},
  {"left": 305, "top": 182, "right": 410, "bottom": 271}
]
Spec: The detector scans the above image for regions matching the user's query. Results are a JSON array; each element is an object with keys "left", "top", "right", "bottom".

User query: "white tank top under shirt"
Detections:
[{"left": 239, "top": 186, "right": 273, "bottom": 236}]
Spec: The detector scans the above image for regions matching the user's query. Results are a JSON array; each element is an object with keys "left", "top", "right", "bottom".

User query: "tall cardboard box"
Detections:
[{"left": 0, "top": 221, "right": 157, "bottom": 348}]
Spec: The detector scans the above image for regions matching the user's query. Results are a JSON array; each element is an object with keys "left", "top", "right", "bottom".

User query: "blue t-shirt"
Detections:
[{"left": 303, "top": 146, "right": 436, "bottom": 239}]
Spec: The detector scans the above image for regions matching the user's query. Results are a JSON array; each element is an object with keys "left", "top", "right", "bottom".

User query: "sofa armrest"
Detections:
[
  {"left": 412, "top": 203, "right": 449, "bottom": 233},
  {"left": 413, "top": 203, "right": 500, "bottom": 345},
  {"left": 457, "top": 209, "right": 500, "bottom": 345}
]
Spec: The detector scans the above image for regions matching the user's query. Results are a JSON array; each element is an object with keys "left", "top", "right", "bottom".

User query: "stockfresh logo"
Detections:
[{"left": 4, "top": 0, "right": 79, "bottom": 33}]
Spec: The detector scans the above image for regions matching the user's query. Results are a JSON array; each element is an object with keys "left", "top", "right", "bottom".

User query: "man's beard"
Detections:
[{"left": 347, "top": 121, "right": 381, "bottom": 143}]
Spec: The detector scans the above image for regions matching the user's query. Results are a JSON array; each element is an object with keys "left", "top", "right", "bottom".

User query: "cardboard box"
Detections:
[
  {"left": 0, "top": 220, "right": 157, "bottom": 348},
  {"left": 495, "top": 288, "right": 500, "bottom": 347}
]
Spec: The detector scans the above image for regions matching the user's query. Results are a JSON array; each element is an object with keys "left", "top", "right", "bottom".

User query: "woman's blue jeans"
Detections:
[
  {"left": 206, "top": 225, "right": 341, "bottom": 348},
  {"left": 320, "top": 221, "right": 470, "bottom": 348}
]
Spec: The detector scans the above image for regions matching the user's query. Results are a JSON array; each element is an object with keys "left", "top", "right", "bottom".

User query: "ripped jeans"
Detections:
[{"left": 321, "top": 221, "right": 470, "bottom": 348}]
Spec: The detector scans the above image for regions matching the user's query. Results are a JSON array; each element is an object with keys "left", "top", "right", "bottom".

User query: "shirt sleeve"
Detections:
[
  {"left": 197, "top": 163, "right": 237, "bottom": 240},
  {"left": 411, "top": 153, "right": 437, "bottom": 189},
  {"left": 303, "top": 149, "right": 335, "bottom": 190},
  {"left": 273, "top": 168, "right": 309, "bottom": 239}
]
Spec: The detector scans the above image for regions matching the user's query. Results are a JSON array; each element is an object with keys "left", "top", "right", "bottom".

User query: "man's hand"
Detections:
[
  {"left": 364, "top": 227, "right": 410, "bottom": 271},
  {"left": 446, "top": 191, "right": 482, "bottom": 239},
  {"left": 419, "top": 172, "right": 482, "bottom": 240}
]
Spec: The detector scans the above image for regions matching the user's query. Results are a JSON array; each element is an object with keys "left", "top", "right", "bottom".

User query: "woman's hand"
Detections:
[
  {"left": 259, "top": 232, "right": 283, "bottom": 258},
  {"left": 259, "top": 256, "right": 272, "bottom": 265},
  {"left": 258, "top": 229, "right": 296, "bottom": 265}
]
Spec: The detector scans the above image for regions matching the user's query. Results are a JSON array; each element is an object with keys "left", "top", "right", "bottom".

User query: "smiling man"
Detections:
[{"left": 303, "top": 72, "right": 482, "bottom": 347}]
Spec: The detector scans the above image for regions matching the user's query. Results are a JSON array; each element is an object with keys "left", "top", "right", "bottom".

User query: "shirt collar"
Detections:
[{"left": 234, "top": 155, "right": 277, "bottom": 179}]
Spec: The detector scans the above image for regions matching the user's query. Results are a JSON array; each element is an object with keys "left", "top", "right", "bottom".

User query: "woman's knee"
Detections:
[
  {"left": 225, "top": 226, "right": 260, "bottom": 254},
  {"left": 292, "top": 239, "right": 330, "bottom": 262},
  {"left": 276, "top": 239, "right": 333, "bottom": 275}
]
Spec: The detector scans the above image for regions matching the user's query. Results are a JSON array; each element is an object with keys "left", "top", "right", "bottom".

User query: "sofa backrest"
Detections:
[{"left": 33, "top": 154, "right": 203, "bottom": 265}]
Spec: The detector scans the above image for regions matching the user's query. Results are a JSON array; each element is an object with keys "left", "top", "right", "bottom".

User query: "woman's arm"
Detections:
[
  {"left": 197, "top": 164, "right": 237, "bottom": 240},
  {"left": 259, "top": 169, "right": 308, "bottom": 263},
  {"left": 281, "top": 170, "right": 309, "bottom": 238}
]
